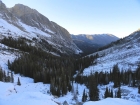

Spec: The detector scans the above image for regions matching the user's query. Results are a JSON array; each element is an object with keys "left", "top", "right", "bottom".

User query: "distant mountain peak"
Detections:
[
  {"left": 9, "top": 4, "right": 39, "bottom": 17},
  {"left": 71, "top": 34, "right": 119, "bottom": 56},
  {"left": 0, "top": 0, "right": 6, "bottom": 11}
]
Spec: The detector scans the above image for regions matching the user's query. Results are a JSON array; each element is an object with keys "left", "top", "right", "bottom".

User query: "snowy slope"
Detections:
[
  {"left": 83, "top": 30, "right": 140, "bottom": 75},
  {"left": 0, "top": 18, "right": 51, "bottom": 40}
]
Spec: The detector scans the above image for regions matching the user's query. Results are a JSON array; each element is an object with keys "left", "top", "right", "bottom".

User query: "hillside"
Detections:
[
  {"left": 0, "top": 1, "right": 81, "bottom": 56},
  {"left": 83, "top": 30, "right": 140, "bottom": 75}
]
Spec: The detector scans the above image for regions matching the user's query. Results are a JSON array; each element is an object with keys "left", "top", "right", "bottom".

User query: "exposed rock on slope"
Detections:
[{"left": 0, "top": 1, "right": 81, "bottom": 56}]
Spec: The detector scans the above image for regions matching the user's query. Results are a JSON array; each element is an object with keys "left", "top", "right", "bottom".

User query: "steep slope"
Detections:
[
  {"left": 0, "top": 1, "right": 81, "bottom": 56},
  {"left": 83, "top": 30, "right": 140, "bottom": 75},
  {"left": 72, "top": 34, "right": 119, "bottom": 56}
]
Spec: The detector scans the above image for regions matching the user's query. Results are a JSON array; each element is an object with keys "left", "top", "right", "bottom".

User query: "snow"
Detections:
[
  {"left": 0, "top": 17, "right": 51, "bottom": 40},
  {"left": 84, "top": 98, "right": 139, "bottom": 105},
  {"left": 83, "top": 37, "right": 140, "bottom": 75},
  {"left": 0, "top": 82, "right": 58, "bottom": 105}
]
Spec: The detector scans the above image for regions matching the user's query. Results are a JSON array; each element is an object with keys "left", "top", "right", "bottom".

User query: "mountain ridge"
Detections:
[
  {"left": 0, "top": 1, "right": 81, "bottom": 56},
  {"left": 72, "top": 34, "right": 119, "bottom": 56},
  {"left": 83, "top": 29, "right": 140, "bottom": 75}
]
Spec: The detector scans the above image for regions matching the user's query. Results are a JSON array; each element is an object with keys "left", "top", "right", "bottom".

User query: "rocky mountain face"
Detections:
[
  {"left": 0, "top": 1, "right": 81, "bottom": 56},
  {"left": 83, "top": 30, "right": 140, "bottom": 75},
  {"left": 71, "top": 34, "right": 119, "bottom": 56}
]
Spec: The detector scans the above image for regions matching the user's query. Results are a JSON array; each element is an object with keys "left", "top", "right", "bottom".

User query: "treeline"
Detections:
[
  {"left": 3, "top": 37, "right": 76, "bottom": 96},
  {"left": 0, "top": 67, "right": 14, "bottom": 83},
  {"left": 1, "top": 37, "right": 62, "bottom": 55},
  {"left": 74, "top": 54, "right": 99, "bottom": 74},
  {"left": 76, "top": 64, "right": 140, "bottom": 87},
  {"left": 8, "top": 52, "right": 75, "bottom": 96},
  {"left": 76, "top": 64, "right": 140, "bottom": 101}
]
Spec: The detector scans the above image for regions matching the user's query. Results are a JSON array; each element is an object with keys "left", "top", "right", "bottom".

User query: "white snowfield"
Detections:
[{"left": 84, "top": 98, "right": 139, "bottom": 105}]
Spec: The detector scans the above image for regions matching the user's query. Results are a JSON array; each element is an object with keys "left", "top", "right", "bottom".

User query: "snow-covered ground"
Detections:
[
  {"left": 98, "top": 83, "right": 140, "bottom": 102},
  {"left": 84, "top": 98, "right": 139, "bottom": 105},
  {"left": 83, "top": 34, "right": 140, "bottom": 75},
  {"left": 0, "top": 18, "right": 51, "bottom": 40}
]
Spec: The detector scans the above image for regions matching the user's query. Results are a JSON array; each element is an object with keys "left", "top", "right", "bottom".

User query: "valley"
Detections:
[{"left": 0, "top": 0, "right": 140, "bottom": 105}]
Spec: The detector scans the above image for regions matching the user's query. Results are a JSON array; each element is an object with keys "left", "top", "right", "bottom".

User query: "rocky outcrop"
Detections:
[
  {"left": 9, "top": 4, "right": 72, "bottom": 42},
  {"left": 0, "top": 0, "right": 6, "bottom": 11}
]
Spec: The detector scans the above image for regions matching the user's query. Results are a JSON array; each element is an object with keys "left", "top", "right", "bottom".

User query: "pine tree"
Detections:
[
  {"left": 11, "top": 72, "right": 14, "bottom": 83},
  {"left": 8, "top": 60, "right": 11, "bottom": 69},
  {"left": 117, "top": 87, "right": 121, "bottom": 98},
  {"left": 111, "top": 89, "right": 113, "bottom": 98},
  {"left": 89, "top": 74, "right": 99, "bottom": 101},
  {"left": 138, "top": 85, "right": 140, "bottom": 94},
  {"left": 82, "top": 89, "right": 86, "bottom": 102},
  {"left": 17, "top": 77, "right": 21, "bottom": 86},
  {"left": 112, "top": 64, "right": 120, "bottom": 88},
  {"left": 104, "top": 87, "right": 109, "bottom": 98}
]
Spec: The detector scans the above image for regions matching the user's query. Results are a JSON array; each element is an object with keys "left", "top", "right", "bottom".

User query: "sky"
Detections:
[{"left": 2, "top": 0, "right": 140, "bottom": 38}]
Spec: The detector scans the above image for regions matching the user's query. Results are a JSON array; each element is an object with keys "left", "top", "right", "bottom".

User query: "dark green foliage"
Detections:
[
  {"left": 0, "top": 68, "right": 14, "bottom": 83},
  {"left": 117, "top": 87, "right": 121, "bottom": 98},
  {"left": 110, "top": 89, "right": 113, "bottom": 98},
  {"left": 5, "top": 37, "right": 75, "bottom": 96},
  {"left": 89, "top": 74, "right": 99, "bottom": 101},
  {"left": 82, "top": 89, "right": 87, "bottom": 102},
  {"left": 138, "top": 86, "right": 140, "bottom": 94},
  {"left": 74, "top": 54, "right": 98, "bottom": 75},
  {"left": 1, "top": 37, "right": 62, "bottom": 55},
  {"left": 104, "top": 87, "right": 109, "bottom": 98},
  {"left": 112, "top": 64, "right": 120, "bottom": 88},
  {"left": 104, "top": 87, "right": 113, "bottom": 98},
  {"left": 17, "top": 77, "right": 21, "bottom": 86},
  {"left": 136, "top": 65, "right": 140, "bottom": 80}
]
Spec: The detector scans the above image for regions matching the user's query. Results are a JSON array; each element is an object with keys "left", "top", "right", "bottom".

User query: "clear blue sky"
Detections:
[{"left": 2, "top": 0, "right": 140, "bottom": 38}]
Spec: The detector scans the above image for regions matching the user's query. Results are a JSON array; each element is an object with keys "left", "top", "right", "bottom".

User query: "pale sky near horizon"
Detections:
[{"left": 2, "top": 0, "right": 140, "bottom": 38}]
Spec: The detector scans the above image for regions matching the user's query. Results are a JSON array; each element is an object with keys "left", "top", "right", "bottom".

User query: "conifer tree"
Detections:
[
  {"left": 138, "top": 85, "right": 140, "bottom": 94},
  {"left": 112, "top": 64, "right": 120, "bottom": 87},
  {"left": 117, "top": 87, "right": 121, "bottom": 98},
  {"left": 104, "top": 87, "right": 109, "bottom": 98},
  {"left": 8, "top": 60, "right": 11, "bottom": 69},
  {"left": 111, "top": 89, "right": 113, "bottom": 98},
  {"left": 89, "top": 74, "right": 99, "bottom": 101},
  {"left": 82, "top": 89, "right": 86, "bottom": 102},
  {"left": 11, "top": 72, "right": 14, "bottom": 83},
  {"left": 17, "top": 77, "right": 21, "bottom": 86}
]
